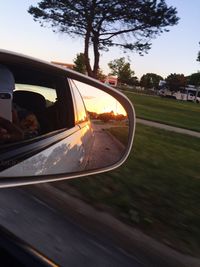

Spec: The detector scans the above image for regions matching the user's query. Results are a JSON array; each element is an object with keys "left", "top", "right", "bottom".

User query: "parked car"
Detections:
[{"left": 158, "top": 88, "right": 200, "bottom": 103}]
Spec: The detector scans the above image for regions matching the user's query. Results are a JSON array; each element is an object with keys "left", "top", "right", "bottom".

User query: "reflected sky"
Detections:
[
  {"left": 15, "top": 84, "right": 57, "bottom": 103},
  {"left": 15, "top": 82, "right": 127, "bottom": 116},
  {"left": 73, "top": 81, "right": 127, "bottom": 116}
]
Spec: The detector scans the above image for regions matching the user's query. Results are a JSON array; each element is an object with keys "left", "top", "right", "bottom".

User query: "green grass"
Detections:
[
  {"left": 54, "top": 93, "right": 200, "bottom": 255},
  {"left": 106, "top": 126, "right": 129, "bottom": 146},
  {"left": 63, "top": 125, "right": 200, "bottom": 256},
  {"left": 125, "top": 92, "right": 200, "bottom": 132}
]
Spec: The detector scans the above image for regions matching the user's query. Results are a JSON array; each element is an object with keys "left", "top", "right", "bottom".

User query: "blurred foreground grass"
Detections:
[
  {"left": 63, "top": 124, "right": 200, "bottom": 256},
  {"left": 125, "top": 92, "right": 200, "bottom": 132}
]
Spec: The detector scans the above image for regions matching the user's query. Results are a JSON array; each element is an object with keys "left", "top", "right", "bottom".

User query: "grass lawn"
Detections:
[
  {"left": 63, "top": 124, "right": 200, "bottom": 256},
  {"left": 125, "top": 92, "right": 200, "bottom": 132}
]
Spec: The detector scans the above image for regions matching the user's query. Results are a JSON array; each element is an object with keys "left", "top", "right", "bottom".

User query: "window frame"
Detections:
[{"left": 68, "top": 79, "right": 89, "bottom": 125}]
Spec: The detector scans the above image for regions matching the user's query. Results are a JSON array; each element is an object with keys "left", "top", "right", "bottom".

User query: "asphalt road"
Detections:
[
  {"left": 0, "top": 122, "right": 198, "bottom": 266},
  {"left": 86, "top": 123, "right": 125, "bottom": 170},
  {"left": 0, "top": 187, "right": 144, "bottom": 267}
]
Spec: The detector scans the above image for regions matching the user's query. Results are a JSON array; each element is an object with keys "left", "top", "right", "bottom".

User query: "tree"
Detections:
[
  {"left": 28, "top": 0, "right": 179, "bottom": 78},
  {"left": 108, "top": 57, "right": 135, "bottom": 85},
  {"left": 165, "top": 73, "right": 187, "bottom": 92},
  {"left": 197, "top": 42, "right": 200, "bottom": 63},
  {"left": 197, "top": 51, "right": 200, "bottom": 63},
  {"left": 140, "top": 73, "right": 163, "bottom": 89},
  {"left": 73, "top": 53, "right": 87, "bottom": 74},
  {"left": 98, "top": 112, "right": 114, "bottom": 122},
  {"left": 96, "top": 68, "right": 107, "bottom": 81},
  {"left": 188, "top": 73, "right": 200, "bottom": 86},
  {"left": 128, "top": 76, "right": 140, "bottom": 86}
]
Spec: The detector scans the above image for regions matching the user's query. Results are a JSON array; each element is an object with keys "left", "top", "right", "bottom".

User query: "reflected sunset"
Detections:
[{"left": 72, "top": 81, "right": 127, "bottom": 117}]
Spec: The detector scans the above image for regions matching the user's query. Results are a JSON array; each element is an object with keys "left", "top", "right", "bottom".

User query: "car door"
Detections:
[{"left": 0, "top": 68, "right": 93, "bottom": 177}]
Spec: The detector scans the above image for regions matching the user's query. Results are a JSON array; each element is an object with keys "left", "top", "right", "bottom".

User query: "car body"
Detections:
[{"left": 0, "top": 51, "right": 95, "bottom": 177}]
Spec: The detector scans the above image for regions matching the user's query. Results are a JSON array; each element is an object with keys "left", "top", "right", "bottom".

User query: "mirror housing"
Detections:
[{"left": 0, "top": 50, "right": 135, "bottom": 187}]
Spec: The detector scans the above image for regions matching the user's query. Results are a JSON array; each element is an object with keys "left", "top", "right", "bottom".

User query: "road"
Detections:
[
  {"left": 0, "top": 122, "right": 198, "bottom": 266},
  {"left": 0, "top": 187, "right": 144, "bottom": 267},
  {"left": 86, "top": 123, "right": 125, "bottom": 170}
]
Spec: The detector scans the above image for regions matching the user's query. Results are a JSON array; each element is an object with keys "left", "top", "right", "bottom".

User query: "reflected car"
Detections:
[{"left": 0, "top": 52, "right": 95, "bottom": 177}]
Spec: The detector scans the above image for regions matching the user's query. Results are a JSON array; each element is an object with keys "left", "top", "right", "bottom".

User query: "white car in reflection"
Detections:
[{"left": 0, "top": 52, "right": 95, "bottom": 177}]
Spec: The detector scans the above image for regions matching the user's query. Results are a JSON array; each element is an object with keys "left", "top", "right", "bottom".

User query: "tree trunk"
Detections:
[
  {"left": 84, "top": 29, "right": 93, "bottom": 77},
  {"left": 92, "top": 34, "right": 100, "bottom": 79}
]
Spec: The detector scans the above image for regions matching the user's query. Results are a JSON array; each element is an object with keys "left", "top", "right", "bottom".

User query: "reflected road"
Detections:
[{"left": 87, "top": 123, "right": 125, "bottom": 170}]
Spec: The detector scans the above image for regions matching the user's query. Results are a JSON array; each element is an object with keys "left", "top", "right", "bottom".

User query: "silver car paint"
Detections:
[{"left": 1, "top": 122, "right": 94, "bottom": 177}]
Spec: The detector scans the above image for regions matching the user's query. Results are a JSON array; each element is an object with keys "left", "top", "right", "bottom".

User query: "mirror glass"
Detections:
[
  {"left": 0, "top": 75, "right": 130, "bottom": 178},
  {"left": 72, "top": 80, "right": 129, "bottom": 171}
]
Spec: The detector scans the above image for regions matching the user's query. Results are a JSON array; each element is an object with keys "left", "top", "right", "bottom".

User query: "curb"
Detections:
[{"left": 104, "top": 129, "right": 126, "bottom": 151}]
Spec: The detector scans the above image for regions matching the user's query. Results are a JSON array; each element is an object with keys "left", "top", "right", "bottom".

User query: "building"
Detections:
[
  {"left": 103, "top": 76, "right": 118, "bottom": 87},
  {"left": 51, "top": 61, "right": 75, "bottom": 70}
]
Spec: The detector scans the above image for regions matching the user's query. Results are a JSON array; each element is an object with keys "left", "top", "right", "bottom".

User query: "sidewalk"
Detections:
[{"left": 137, "top": 118, "right": 200, "bottom": 138}]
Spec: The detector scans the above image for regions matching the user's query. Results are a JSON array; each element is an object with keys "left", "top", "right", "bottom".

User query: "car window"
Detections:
[
  {"left": 0, "top": 67, "right": 74, "bottom": 149},
  {"left": 15, "top": 84, "right": 57, "bottom": 107},
  {"left": 11, "top": 83, "right": 61, "bottom": 138},
  {"left": 69, "top": 80, "right": 88, "bottom": 124}
]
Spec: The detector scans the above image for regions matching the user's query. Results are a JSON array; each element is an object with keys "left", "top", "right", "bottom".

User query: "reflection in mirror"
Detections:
[
  {"left": 72, "top": 80, "right": 129, "bottom": 171},
  {"left": 0, "top": 73, "right": 130, "bottom": 178}
]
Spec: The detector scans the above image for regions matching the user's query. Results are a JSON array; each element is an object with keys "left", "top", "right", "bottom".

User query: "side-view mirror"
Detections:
[{"left": 0, "top": 50, "right": 135, "bottom": 187}]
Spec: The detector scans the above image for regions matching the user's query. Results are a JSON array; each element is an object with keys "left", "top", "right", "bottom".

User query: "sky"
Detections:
[{"left": 0, "top": 1, "right": 199, "bottom": 79}]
